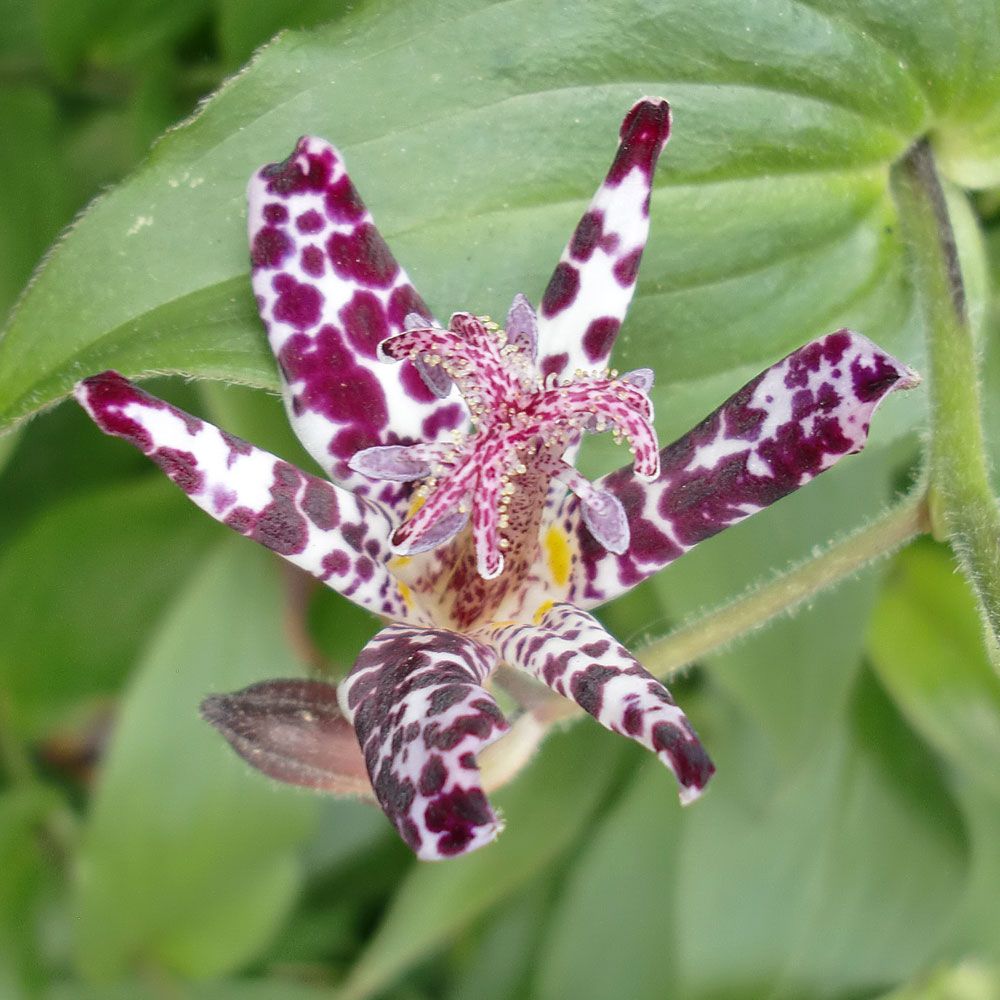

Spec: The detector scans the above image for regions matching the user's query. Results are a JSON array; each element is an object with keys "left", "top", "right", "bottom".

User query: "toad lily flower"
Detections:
[{"left": 75, "top": 98, "right": 918, "bottom": 861}]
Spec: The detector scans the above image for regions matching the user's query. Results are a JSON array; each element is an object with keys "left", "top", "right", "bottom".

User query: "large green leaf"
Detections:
[
  {"left": 533, "top": 673, "right": 968, "bottom": 1000},
  {"left": 0, "top": 477, "right": 217, "bottom": 735},
  {"left": 337, "top": 722, "right": 628, "bottom": 1000},
  {"left": 8, "top": 0, "right": 1000, "bottom": 434},
  {"left": 0, "top": 86, "right": 71, "bottom": 316},
  {"left": 73, "top": 540, "right": 318, "bottom": 981},
  {"left": 868, "top": 541, "right": 1000, "bottom": 798}
]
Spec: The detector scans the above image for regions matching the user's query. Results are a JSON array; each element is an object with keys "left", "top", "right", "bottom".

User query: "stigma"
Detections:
[{"left": 349, "top": 294, "right": 659, "bottom": 579}]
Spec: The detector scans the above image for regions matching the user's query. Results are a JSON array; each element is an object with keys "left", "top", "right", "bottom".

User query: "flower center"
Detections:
[{"left": 350, "top": 296, "right": 659, "bottom": 580}]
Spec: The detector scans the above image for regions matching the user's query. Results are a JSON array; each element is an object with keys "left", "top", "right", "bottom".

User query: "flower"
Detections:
[{"left": 75, "top": 98, "right": 918, "bottom": 861}]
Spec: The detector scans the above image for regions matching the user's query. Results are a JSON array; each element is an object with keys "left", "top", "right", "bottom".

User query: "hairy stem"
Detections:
[{"left": 891, "top": 139, "right": 1000, "bottom": 665}]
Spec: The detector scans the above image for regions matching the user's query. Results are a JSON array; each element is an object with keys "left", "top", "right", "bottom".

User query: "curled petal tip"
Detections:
[
  {"left": 898, "top": 367, "right": 922, "bottom": 390},
  {"left": 620, "top": 97, "right": 672, "bottom": 145}
]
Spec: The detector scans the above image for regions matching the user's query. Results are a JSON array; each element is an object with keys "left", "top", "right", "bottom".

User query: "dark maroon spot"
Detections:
[
  {"left": 80, "top": 372, "right": 156, "bottom": 451},
  {"left": 725, "top": 379, "right": 768, "bottom": 441},
  {"left": 652, "top": 722, "right": 714, "bottom": 789},
  {"left": 342, "top": 522, "right": 366, "bottom": 551},
  {"left": 582, "top": 317, "right": 621, "bottom": 362},
  {"left": 251, "top": 226, "right": 292, "bottom": 269},
  {"left": 606, "top": 99, "right": 671, "bottom": 186},
  {"left": 355, "top": 556, "right": 374, "bottom": 581},
  {"left": 279, "top": 324, "right": 389, "bottom": 430},
  {"left": 340, "top": 290, "right": 389, "bottom": 358},
  {"left": 153, "top": 448, "right": 204, "bottom": 494},
  {"left": 424, "top": 786, "right": 493, "bottom": 856},
  {"left": 541, "top": 262, "right": 580, "bottom": 319},
  {"left": 302, "top": 479, "right": 339, "bottom": 530},
  {"left": 569, "top": 211, "right": 604, "bottom": 262},
  {"left": 419, "top": 756, "right": 447, "bottom": 796},
  {"left": 273, "top": 274, "right": 323, "bottom": 329},
  {"left": 541, "top": 352, "right": 569, "bottom": 380},
  {"left": 263, "top": 203, "right": 288, "bottom": 224},
  {"left": 262, "top": 141, "right": 333, "bottom": 195},
  {"left": 580, "top": 640, "right": 610, "bottom": 658},
  {"left": 428, "top": 685, "right": 471, "bottom": 716},
  {"left": 613, "top": 249, "right": 642, "bottom": 287},
  {"left": 250, "top": 462, "right": 309, "bottom": 556},
  {"left": 628, "top": 515, "right": 680, "bottom": 563},
  {"left": 459, "top": 752, "right": 476, "bottom": 769},
  {"left": 400, "top": 361, "right": 438, "bottom": 403},
  {"left": 387, "top": 284, "right": 430, "bottom": 329},
  {"left": 622, "top": 704, "right": 643, "bottom": 735},
  {"left": 301, "top": 245, "right": 325, "bottom": 277},
  {"left": 570, "top": 665, "right": 620, "bottom": 716},
  {"left": 422, "top": 402, "right": 464, "bottom": 439},
  {"left": 220, "top": 430, "right": 254, "bottom": 463},
  {"left": 324, "top": 174, "right": 367, "bottom": 223},
  {"left": 852, "top": 353, "right": 901, "bottom": 402},
  {"left": 296, "top": 209, "right": 324, "bottom": 234},
  {"left": 224, "top": 506, "right": 256, "bottom": 533},
  {"left": 322, "top": 550, "right": 350, "bottom": 577},
  {"left": 824, "top": 330, "right": 852, "bottom": 364},
  {"left": 784, "top": 341, "right": 826, "bottom": 389},
  {"left": 331, "top": 424, "right": 382, "bottom": 460},
  {"left": 327, "top": 223, "right": 399, "bottom": 288},
  {"left": 599, "top": 232, "right": 621, "bottom": 254}
]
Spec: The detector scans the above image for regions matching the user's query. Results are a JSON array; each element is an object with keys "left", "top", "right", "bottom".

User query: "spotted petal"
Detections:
[
  {"left": 536, "top": 98, "right": 671, "bottom": 378},
  {"left": 554, "top": 330, "right": 920, "bottom": 608},
  {"left": 338, "top": 624, "right": 509, "bottom": 860},
  {"left": 248, "top": 137, "right": 468, "bottom": 499},
  {"left": 490, "top": 604, "right": 713, "bottom": 803},
  {"left": 75, "top": 372, "right": 419, "bottom": 621}
]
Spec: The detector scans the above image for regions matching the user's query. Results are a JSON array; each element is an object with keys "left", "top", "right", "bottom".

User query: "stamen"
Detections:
[{"left": 366, "top": 295, "right": 659, "bottom": 575}]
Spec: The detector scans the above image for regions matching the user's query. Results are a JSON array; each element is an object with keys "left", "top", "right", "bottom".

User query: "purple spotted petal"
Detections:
[
  {"left": 248, "top": 137, "right": 468, "bottom": 497},
  {"left": 556, "top": 330, "right": 920, "bottom": 608},
  {"left": 536, "top": 98, "right": 671, "bottom": 379},
  {"left": 200, "top": 679, "right": 369, "bottom": 795},
  {"left": 338, "top": 625, "right": 509, "bottom": 860},
  {"left": 75, "top": 372, "right": 420, "bottom": 622},
  {"left": 491, "top": 604, "right": 713, "bottom": 803}
]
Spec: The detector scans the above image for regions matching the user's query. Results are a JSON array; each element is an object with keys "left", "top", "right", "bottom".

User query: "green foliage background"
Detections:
[{"left": 1, "top": 1, "right": 1000, "bottom": 997}]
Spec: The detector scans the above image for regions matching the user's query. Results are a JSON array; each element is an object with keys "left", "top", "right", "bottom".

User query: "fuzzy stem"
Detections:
[{"left": 891, "top": 139, "right": 1000, "bottom": 665}]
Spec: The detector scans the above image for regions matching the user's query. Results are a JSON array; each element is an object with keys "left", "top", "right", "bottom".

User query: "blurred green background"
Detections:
[{"left": 2, "top": 1, "right": 1000, "bottom": 998}]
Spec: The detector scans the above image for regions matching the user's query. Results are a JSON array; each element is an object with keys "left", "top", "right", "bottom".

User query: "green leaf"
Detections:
[
  {"left": 338, "top": 722, "right": 627, "bottom": 1000},
  {"left": 12, "top": 0, "right": 1000, "bottom": 434},
  {"left": 48, "top": 980, "right": 344, "bottom": 1000},
  {"left": 216, "top": 0, "right": 349, "bottom": 71},
  {"left": 73, "top": 540, "right": 318, "bottom": 981},
  {"left": 534, "top": 757, "right": 683, "bottom": 1000},
  {"left": 0, "top": 785, "right": 63, "bottom": 996},
  {"left": 536, "top": 671, "right": 968, "bottom": 1000},
  {"left": 0, "top": 477, "right": 217, "bottom": 735},
  {"left": 868, "top": 541, "right": 1000, "bottom": 798},
  {"left": 0, "top": 86, "right": 71, "bottom": 316}
]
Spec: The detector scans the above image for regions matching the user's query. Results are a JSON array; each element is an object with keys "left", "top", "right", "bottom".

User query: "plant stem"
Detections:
[
  {"left": 522, "top": 493, "right": 928, "bottom": 730},
  {"left": 891, "top": 139, "right": 1000, "bottom": 665}
]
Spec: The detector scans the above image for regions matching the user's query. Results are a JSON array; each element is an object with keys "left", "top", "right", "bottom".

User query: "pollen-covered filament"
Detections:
[{"left": 351, "top": 304, "right": 659, "bottom": 579}]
